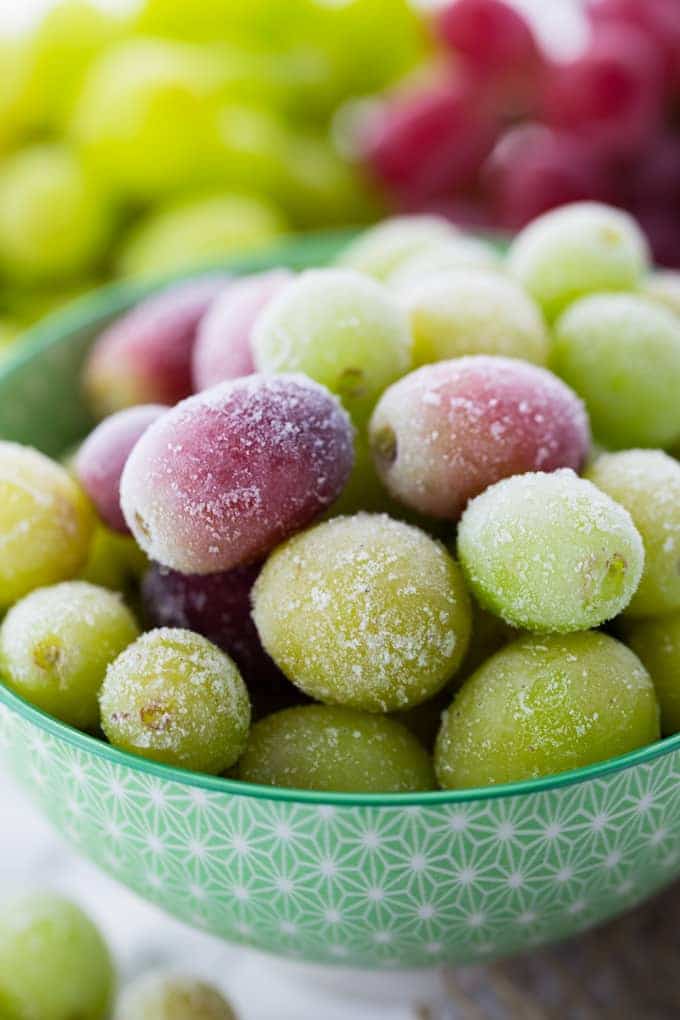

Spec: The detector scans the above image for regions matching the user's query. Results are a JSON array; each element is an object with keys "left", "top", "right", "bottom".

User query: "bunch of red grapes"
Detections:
[{"left": 359, "top": 0, "right": 680, "bottom": 266}]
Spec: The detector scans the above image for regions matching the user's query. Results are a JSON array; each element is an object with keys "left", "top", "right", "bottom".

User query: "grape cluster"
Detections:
[
  {"left": 357, "top": 0, "right": 680, "bottom": 269},
  {"left": 0, "top": 890, "right": 236, "bottom": 1020},
  {"left": 3, "top": 202, "right": 680, "bottom": 797}
]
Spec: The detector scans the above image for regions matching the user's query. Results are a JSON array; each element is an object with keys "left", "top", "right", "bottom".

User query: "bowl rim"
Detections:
[
  {"left": 1, "top": 229, "right": 677, "bottom": 808},
  {"left": 2, "top": 683, "right": 677, "bottom": 808}
]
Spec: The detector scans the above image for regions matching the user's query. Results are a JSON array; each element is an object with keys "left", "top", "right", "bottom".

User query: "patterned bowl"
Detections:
[{"left": 1, "top": 234, "right": 680, "bottom": 971}]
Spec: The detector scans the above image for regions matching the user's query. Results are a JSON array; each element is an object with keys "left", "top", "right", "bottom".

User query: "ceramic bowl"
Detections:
[{"left": 1, "top": 234, "right": 679, "bottom": 970}]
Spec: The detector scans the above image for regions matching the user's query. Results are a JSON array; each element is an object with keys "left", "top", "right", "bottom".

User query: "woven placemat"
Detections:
[{"left": 426, "top": 881, "right": 680, "bottom": 1019}]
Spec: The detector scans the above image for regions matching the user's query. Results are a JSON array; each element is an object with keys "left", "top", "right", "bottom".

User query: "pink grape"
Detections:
[
  {"left": 362, "top": 76, "right": 498, "bottom": 208},
  {"left": 75, "top": 404, "right": 167, "bottom": 533},
  {"left": 121, "top": 374, "right": 354, "bottom": 573},
  {"left": 369, "top": 355, "right": 590, "bottom": 520},
  {"left": 588, "top": 0, "right": 680, "bottom": 89},
  {"left": 83, "top": 275, "right": 228, "bottom": 417},
  {"left": 192, "top": 269, "right": 292, "bottom": 391},
  {"left": 542, "top": 24, "right": 664, "bottom": 158},
  {"left": 141, "top": 560, "right": 285, "bottom": 691},
  {"left": 484, "top": 124, "right": 611, "bottom": 230}
]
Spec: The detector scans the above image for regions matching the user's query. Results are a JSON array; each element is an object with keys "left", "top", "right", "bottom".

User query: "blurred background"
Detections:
[{"left": 0, "top": 0, "right": 677, "bottom": 366}]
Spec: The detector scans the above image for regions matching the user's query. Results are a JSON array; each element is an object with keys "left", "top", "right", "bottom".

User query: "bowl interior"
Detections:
[{"left": 0, "top": 229, "right": 678, "bottom": 809}]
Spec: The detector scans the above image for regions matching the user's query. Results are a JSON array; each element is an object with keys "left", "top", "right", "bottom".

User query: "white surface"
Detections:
[{"left": 1, "top": 770, "right": 450, "bottom": 1016}]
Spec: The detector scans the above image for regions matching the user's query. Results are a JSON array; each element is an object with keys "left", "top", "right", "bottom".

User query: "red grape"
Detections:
[
  {"left": 75, "top": 404, "right": 167, "bottom": 534},
  {"left": 120, "top": 374, "right": 354, "bottom": 573},
  {"left": 83, "top": 275, "right": 228, "bottom": 417},
  {"left": 588, "top": 0, "right": 680, "bottom": 90},
  {"left": 192, "top": 269, "right": 292, "bottom": 391},
  {"left": 484, "top": 124, "right": 612, "bottom": 230},
  {"left": 542, "top": 24, "right": 664, "bottom": 158}
]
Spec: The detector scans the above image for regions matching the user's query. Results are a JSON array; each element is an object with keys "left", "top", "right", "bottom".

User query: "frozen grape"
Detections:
[
  {"left": 237, "top": 704, "right": 435, "bottom": 792},
  {"left": 337, "top": 215, "right": 458, "bottom": 281},
  {"left": 370, "top": 356, "right": 590, "bottom": 519},
  {"left": 121, "top": 374, "right": 353, "bottom": 573},
  {"left": 0, "top": 891, "right": 114, "bottom": 1020},
  {"left": 626, "top": 613, "right": 680, "bottom": 735},
  {"left": 386, "top": 235, "right": 501, "bottom": 290},
  {"left": 100, "top": 628, "right": 250, "bottom": 773},
  {"left": 0, "top": 144, "right": 111, "bottom": 285},
  {"left": 252, "top": 268, "right": 412, "bottom": 426},
  {"left": 192, "top": 269, "right": 292, "bottom": 391},
  {"left": 117, "top": 193, "right": 286, "bottom": 279},
  {"left": 141, "top": 561, "right": 282, "bottom": 688},
  {"left": 401, "top": 269, "right": 549, "bottom": 366},
  {"left": 117, "top": 972, "right": 235, "bottom": 1020},
  {"left": 435, "top": 631, "right": 659, "bottom": 788},
  {"left": 457, "top": 469, "right": 644, "bottom": 632},
  {"left": 75, "top": 405, "right": 167, "bottom": 532},
  {"left": 0, "top": 581, "right": 139, "bottom": 731},
  {"left": 644, "top": 271, "right": 680, "bottom": 317},
  {"left": 457, "top": 597, "right": 515, "bottom": 681},
  {"left": 79, "top": 525, "right": 148, "bottom": 598},
  {"left": 552, "top": 293, "right": 680, "bottom": 449},
  {"left": 508, "top": 201, "right": 650, "bottom": 320},
  {"left": 0, "top": 441, "right": 94, "bottom": 609},
  {"left": 252, "top": 513, "right": 471, "bottom": 712},
  {"left": 586, "top": 450, "right": 680, "bottom": 618},
  {"left": 83, "top": 277, "right": 226, "bottom": 418}
]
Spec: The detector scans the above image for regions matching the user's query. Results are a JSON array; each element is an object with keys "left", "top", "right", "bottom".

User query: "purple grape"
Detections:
[
  {"left": 192, "top": 269, "right": 292, "bottom": 391},
  {"left": 75, "top": 404, "right": 167, "bottom": 533},
  {"left": 120, "top": 374, "right": 354, "bottom": 573}
]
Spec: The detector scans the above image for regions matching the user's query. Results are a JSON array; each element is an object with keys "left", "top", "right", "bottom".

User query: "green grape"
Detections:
[
  {"left": 214, "top": 103, "right": 290, "bottom": 196},
  {"left": 0, "top": 318, "right": 19, "bottom": 360},
  {"left": 392, "top": 687, "right": 450, "bottom": 752},
  {"left": 337, "top": 215, "right": 457, "bottom": 281},
  {"left": 626, "top": 613, "right": 680, "bottom": 736},
  {"left": 402, "top": 269, "right": 549, "bottom": 367},
  {"left": 0, "top": 441, "right": 94, "bottom": 610},
  {"left": 0, "top": 145, "right": 111, "bottom": 284},
  {"left": 435, "top": 632, "right": 659, "bottom": 789},
  {"left": 4, "top": 279, "right": 97, "bottom": 328},
  {"left": 387, "top": 236, "right": 501, "bottom": 290},
  {"left": 508, "top": 202, "right": 649, "bottom": 321},
  {"left": 0, "top": 891, "right": 115, "bottom": 1020},
  {"left": 72, "top": 39, "right": 231, "bottom": 201},
  {"left": 586, "top": 450, "right": 680, "bottom": 618},
  {"left": 457, "top": 469, "right": 644, "bottom": 633},
  {"left": 100, "top": 628, "right": 251, "bottom": 773},
  {"left": 0, "top": 39, "right": 30, "bottom": 153},
  {"left": 643, "top": 271, "right": 680, "bottom": 318},
  {"left": 79, "top": 524, "right": 149, "bottom": 599},
  {"left": 134, "top": 0, "right": 319, "bottom": 47},
  {"left": 252, "top": 513, "right": 471, "bottom": 712},
  {"left": 22, "top": 0, "right": 124, "bottom": 130},
  {"left": 0, "top": 581, "right": 139, "bottom": 731},
  {"left": 552, "top": 293, "right": 680, "bottom": 449},
  {"left": 457, "top": 597, "right": 515, "bottom": 681},
  {"left": 237, "top": 704, "right": 435, "bottom": 792},
  {"left": 117, "top": 972, "right": 235, "bottom": 1020},
  {"left": 252, "top": 268, "right": 412, "bottom": 426},
  {"left": 117, "top": 192, "right": 286, "bottom": 278}
]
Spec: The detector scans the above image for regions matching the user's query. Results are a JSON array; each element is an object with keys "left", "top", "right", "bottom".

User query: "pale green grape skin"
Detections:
[
  {"left": 100, "top": 628, "right": 251, "bottom": 774},
  {"left": 337, "top": 215, "right": 457, "bottom": 281},
  {"left": 252, "top": 268, "right": 412, "bottom": 426},
  {"left": 117, "top": 971, "right": 236, "bottom": 1020},
  {"left": 626, "top": 613, "right": 680, "bottom": 736},
  {"left": 0, "top": 892, "right": 115, "bottom": 1020},
  {"left": 552, "top": 294, "right": 680, "bottom": 450},
  {"left": 401, "top": 269, "right": 549, "bottom": 367},
  {"left": 252, "top": 513, "right": 471, "bottom": 712},
  {"left": 0, "top": 144, "right": 111, "bottom": 284},
  {"left": 387, "top": 236, "right": 501, "bottom": 290},
  {"left": 508, "top": 201, "right": 650, "bottom": 321},
  {"left": 79, "top": 524, "right": 149, "bottom": 598},
  {"left": 643, "top": 271, "right": 680, "bottom": 318},
  {"left": 586, "top": 450, "right": 680, "bottom": 618},
  {"left": 435, "top": 632, "right": 660, "bottom": 789},
  {"left": 117, "top": 193, "right": 285, "bottom": 278},
  {"left": 0, "top": 580, "right": 139, "bottom": 731},
  {"left": 0, "top": 441, "right": 95, "bottom": 610},
  {"left": 237, "top": 704, "right": 435, "bottom": 792},
  {"left": 457, "top": 469, "right": 644, "bottom": 633}
]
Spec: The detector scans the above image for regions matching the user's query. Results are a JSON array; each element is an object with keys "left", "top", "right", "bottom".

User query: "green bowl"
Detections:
[{"left": 1, "top": 234, "right": 680, "bottom": 970}]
